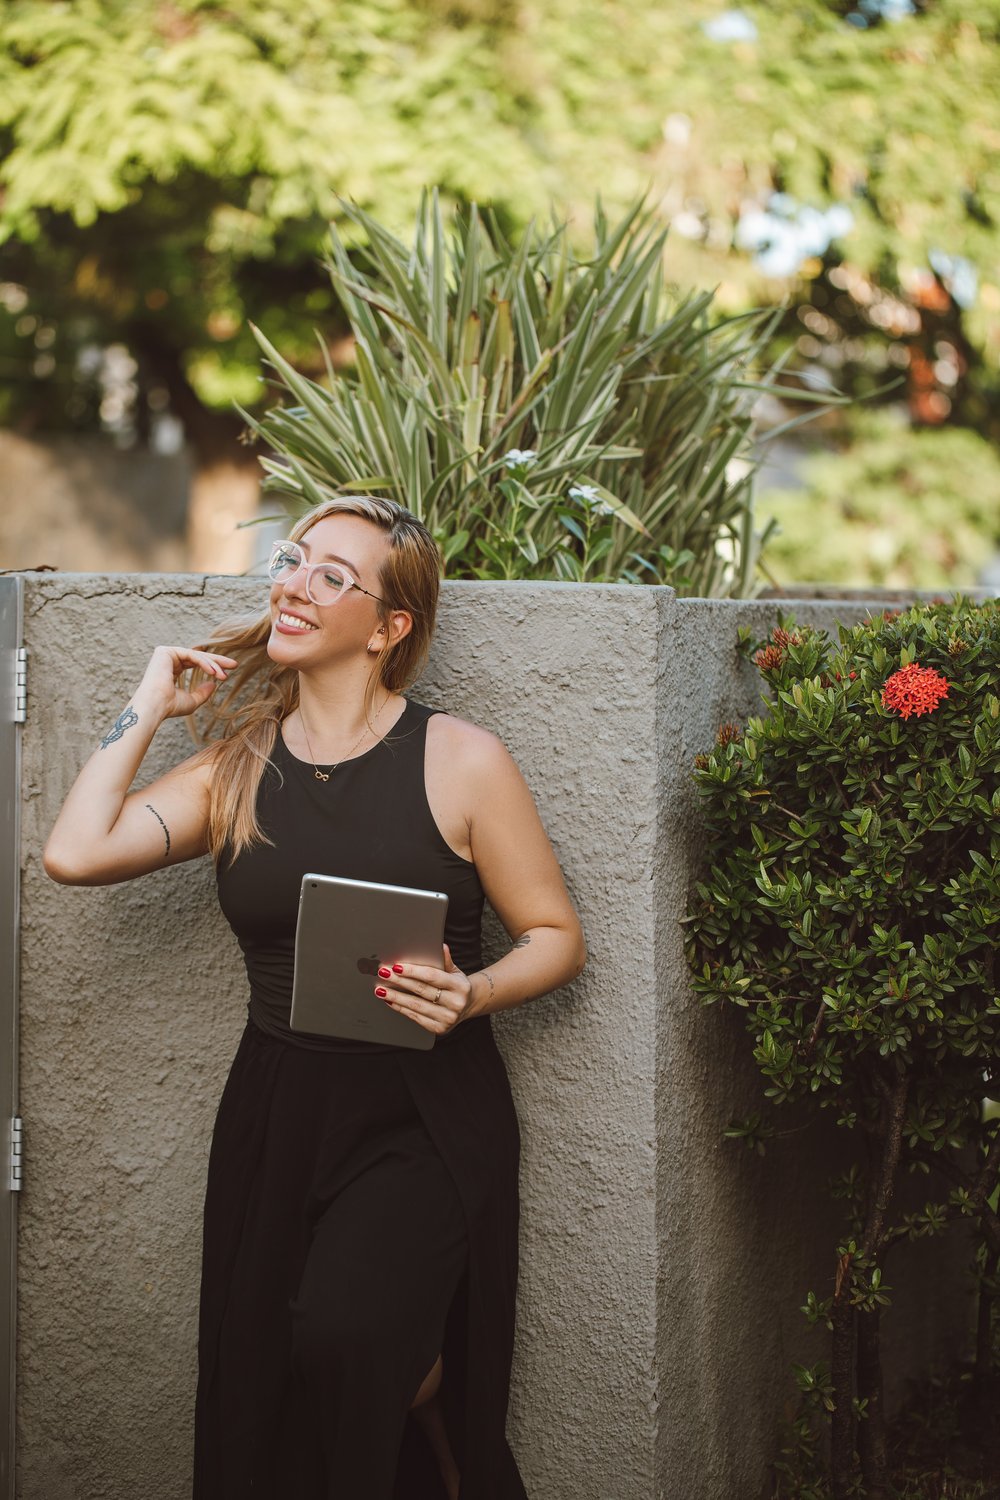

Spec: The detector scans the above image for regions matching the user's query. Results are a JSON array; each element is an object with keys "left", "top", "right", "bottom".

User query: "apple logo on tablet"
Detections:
[{"left": 357, "top": 953, "right": 381, "bottom": 976}]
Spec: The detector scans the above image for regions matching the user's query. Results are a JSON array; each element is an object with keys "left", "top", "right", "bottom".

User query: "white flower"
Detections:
[
  {"left": 568, "top": 483, "right": 617, "bottom": 516},
  {"left": 502, "top": 448, "right": 539, "bottom": 471}
]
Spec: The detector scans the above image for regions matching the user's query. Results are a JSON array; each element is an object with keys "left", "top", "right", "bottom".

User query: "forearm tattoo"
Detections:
[
  {"left": 99, "top": 706, "right": 139, "bottom": 749},
  {"left": 145, "top": 803, "right": 171, "bottom": 858},
  {"left": 512, "top": 934, "right": 532, "bottom": 949}
]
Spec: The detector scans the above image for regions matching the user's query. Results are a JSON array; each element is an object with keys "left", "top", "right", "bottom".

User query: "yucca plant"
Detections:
[{"left": 245, "top": 193, "right": 830, "bottom": 596}]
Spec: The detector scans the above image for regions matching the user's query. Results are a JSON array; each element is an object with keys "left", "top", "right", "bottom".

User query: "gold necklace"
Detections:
[{"left": 297, "top": 696, "right": 391, "bottom": 781}]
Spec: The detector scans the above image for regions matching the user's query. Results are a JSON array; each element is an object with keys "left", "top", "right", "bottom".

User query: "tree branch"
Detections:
[{"left": 863, "top": 1066, "right": 909, "bottom": 1259}]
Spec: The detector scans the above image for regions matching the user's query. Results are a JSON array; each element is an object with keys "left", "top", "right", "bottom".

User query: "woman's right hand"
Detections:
[{"left": 135, "top": 646, "right": 239, "bottom": 720}]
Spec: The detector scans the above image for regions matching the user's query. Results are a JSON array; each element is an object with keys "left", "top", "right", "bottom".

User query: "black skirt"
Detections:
[{"left": 194, "top": 1014, "right": 529, "bottom": 1500}]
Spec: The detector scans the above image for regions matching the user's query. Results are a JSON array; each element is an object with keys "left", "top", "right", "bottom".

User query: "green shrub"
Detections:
[
  {"left": 245, "top": 194, "right": 816, "bottom": 596},
  {"left": 685, "top": 598, "right": 1000, "bottom": 1497}
]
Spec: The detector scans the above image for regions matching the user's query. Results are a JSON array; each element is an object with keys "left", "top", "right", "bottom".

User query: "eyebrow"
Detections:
[{"left": 297, "top": 541, "right": 361, "bottom": 578}]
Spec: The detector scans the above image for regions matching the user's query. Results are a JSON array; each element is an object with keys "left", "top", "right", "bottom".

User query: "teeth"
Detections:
[{"left": 279, "top": 612, "right": 318, "bottom": 630}]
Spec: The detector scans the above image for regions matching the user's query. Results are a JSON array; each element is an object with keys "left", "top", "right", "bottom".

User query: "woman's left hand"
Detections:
[{"left": 374, "top": 943, "right": 474, "bottom": 1036}]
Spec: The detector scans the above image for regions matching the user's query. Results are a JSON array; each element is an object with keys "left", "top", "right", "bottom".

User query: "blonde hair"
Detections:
[{"left": 189, "top": 496, "right": 441, "bottom": 864}]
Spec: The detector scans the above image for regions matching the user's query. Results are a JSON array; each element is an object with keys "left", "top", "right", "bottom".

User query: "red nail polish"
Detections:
[
  {"left": 378, "top": 967, "right": 391, "bottom": 978},
  {"left": 392, "top": 964, "right": 404, "bottom": 973},
  {"left": 374, "top": 986, "right": 387, "bottom": 998}
]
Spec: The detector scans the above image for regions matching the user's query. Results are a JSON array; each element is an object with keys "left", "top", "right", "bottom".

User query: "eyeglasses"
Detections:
[{"left": 266, "top": 540, "right": 387, "bottom": 607}]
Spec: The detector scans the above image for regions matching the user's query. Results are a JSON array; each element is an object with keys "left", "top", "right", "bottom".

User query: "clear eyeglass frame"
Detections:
[{"left": 267, "top": 539, "right": 387, "bottom": 607}]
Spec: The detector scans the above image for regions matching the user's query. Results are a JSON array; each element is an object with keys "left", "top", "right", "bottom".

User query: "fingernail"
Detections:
[
  {"left": 392, "top": 964, "right": 404, "bottom": 973},
  {"left": 374, "top": 987, "right": 387, "bottom": 998},
  {"left": 378, "top": 967, "right": 391, "bottom": 979}
]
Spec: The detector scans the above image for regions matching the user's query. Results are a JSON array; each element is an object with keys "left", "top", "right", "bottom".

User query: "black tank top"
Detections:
[{"left": 216, "top": 697, "right": 486, "bottom": 1052}]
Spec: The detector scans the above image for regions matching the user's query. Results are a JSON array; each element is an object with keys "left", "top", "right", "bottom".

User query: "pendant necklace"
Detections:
[{"left": 297, "top": 696, "right": 390, "bottom": 781}]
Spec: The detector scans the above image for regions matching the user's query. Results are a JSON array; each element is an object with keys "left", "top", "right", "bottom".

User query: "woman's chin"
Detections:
[
  {"left": 265, "top": 630, "right": 298, "bottom": 665},
  {"left": 266, "top": 629, "right": 328, "bottom": 668}
]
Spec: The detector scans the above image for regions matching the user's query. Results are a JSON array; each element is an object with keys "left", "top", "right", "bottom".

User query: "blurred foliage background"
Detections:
[{"left": 1, "top": 0, "right": 998, "bottom": 588}]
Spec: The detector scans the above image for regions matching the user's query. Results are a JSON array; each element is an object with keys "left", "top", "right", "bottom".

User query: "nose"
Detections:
[{"left": 280, "top": 562, "right": 313, "bottom": 605}]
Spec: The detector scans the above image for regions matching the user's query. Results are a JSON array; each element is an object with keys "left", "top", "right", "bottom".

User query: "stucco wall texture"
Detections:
[{"left": 15, "top": 575, "right": 969, "bottom": 1500}]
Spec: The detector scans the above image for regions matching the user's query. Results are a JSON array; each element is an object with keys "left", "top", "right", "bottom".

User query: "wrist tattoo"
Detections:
[
  {"left": 512, "top": 934, "right": 531, "bottom": 949},
  {"left": 145, "top": 803, "right": 171, "bottom": 858},
  {"left": 482, "top": 969, "right": 495, "bottom": 1001},
  {"left": 99, "top": 706, "right": 139, "bottom": 749}
]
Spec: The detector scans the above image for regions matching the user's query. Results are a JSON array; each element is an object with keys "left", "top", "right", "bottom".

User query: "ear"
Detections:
[{"left": 368, "top": 611, "right": 411, "bottom": 654}]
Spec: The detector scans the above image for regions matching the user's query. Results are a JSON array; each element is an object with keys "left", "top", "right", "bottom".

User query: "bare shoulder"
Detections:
[
  {"left": 425, "top": 709, "right": 578, "bottom": 944},
  {"left": 424, "top": 710, "right": 518, "bottom": 775}
]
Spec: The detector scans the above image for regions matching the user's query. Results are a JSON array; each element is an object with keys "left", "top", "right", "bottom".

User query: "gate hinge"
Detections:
[
  {"left": 10, "top": 1117, "right": 23, "bottom": 1192},
  {"left": 14, "top": 646, "right": 27, "bottom": 723}
]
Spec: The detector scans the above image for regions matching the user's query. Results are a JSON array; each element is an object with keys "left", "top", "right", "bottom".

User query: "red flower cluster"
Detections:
[
  {"left": 754, "top": 627, "right": 802, "bottom": 673},
  {"left": 754, "top": 644, "right": 784, "bottom": 671},
  {"left": 881, "top": 662, "right": 950, "bottom": 719}
]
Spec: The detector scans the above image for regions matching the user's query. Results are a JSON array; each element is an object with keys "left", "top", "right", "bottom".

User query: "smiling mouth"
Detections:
[{"left": 276, "top": 611, "right": 319, "bottom": 631}]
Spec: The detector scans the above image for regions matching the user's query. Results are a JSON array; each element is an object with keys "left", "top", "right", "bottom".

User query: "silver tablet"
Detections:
[{"left": 289, "top": 873, "right": 449, "bottom": 1050}]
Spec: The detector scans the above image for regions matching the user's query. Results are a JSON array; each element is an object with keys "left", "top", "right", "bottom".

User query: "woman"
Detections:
[{"left": 43, "top": 495, "right": 587, "bottom": 1500}]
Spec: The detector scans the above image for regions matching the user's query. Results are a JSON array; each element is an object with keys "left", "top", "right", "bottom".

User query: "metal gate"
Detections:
[{"left": 0, "top": 575, "right": 24, "bottom": 1499}]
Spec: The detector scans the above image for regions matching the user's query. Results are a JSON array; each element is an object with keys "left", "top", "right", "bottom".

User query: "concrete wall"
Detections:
[{"left": 15, "top": 575, "right": 971, "bottom": 1499}]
